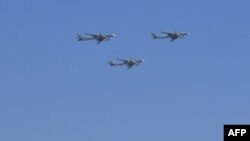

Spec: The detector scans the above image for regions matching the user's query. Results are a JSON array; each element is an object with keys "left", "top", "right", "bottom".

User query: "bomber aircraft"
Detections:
[
  {"left": 108, "top": 58, "right": 145, "bottom": 69},
  {"left": 76, "top": 33, "right": 116, "bottom": 44},
  {"left": 151, "top": 31, "right": 190, "bottom": 42}
]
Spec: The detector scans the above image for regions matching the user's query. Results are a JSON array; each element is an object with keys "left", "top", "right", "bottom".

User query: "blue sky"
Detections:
[{"left": 0, "top": 0, "right": 250, "bottom": 141}]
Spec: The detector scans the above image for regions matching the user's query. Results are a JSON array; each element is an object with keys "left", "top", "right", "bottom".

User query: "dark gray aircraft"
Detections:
[
  {"left": 108, "top": 58, "right": 145, "bottom": 69},
  {"left": 76, "top": 33, "right": 116, "bottom": 44},
  {"left": 151, "top": 31, "right": 190, "bottom": 42}
]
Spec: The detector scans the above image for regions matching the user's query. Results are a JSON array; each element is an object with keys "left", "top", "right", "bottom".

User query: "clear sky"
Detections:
[{"left": 0, "top": 0, "right": 250, "bottom": 141}]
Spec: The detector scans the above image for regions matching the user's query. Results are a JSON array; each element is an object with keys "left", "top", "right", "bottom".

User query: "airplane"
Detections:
[
  {"left": 76, "top": 33, "right": 116, "bottom": 44},
  {"left": 108, "top": 58, "right": 145, "bottom": 69},
  {"left": 151, "top": 31, "right": 190, "bottom": 41}
]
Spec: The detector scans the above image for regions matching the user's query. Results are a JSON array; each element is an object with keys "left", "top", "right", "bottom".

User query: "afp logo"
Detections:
[{"left": 224, "top": 125, "right": 250, "bottom": 141}]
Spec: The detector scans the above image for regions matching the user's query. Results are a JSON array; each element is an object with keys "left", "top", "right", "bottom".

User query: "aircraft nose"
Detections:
[{"left": 111, "top": 33, "right": 116, "bottom": 37}]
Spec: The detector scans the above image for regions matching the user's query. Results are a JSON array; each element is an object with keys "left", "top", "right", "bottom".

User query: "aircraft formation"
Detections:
[{"left": 76, "top": 31, "right": 190, "bottom": 69}]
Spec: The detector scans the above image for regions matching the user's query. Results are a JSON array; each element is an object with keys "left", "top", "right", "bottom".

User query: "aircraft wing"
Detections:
[
  {"left": 170, "top": 38, "right": 177, "bottom": 42},
  {"left": 97, "top": 40, "right": 102, "bottom": 44},
  {"left": 127, "top": 64, "right": 134, "bottom": 69}
]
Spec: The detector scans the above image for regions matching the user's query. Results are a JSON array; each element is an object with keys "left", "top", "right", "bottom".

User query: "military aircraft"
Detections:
[
  {"left": 151, "top": 31, "right": 190, "bottom": 42},
  {"left": 76, "top": 33, "right": 116, "bottom": 44},
  {"left": 108, "top": 58, "right": 145, "bottom": 69}
]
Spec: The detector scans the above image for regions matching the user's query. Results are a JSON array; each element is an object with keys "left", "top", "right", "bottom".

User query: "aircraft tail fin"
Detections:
[
  {"left": 108, "top": 59, "right": 115, "bottom": 66},
  {"left": 76, "top": 34, "right": 83, "bottom": 41},
  {"left": 151, "top": 32, "right": 158, "bottom": 39}
]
